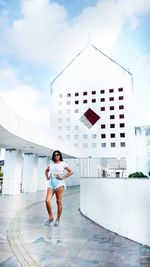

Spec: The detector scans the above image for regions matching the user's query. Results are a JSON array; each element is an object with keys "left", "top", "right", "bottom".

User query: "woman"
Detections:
[{"left": 44, "top": 150, "right": 73, "bottom": 226}]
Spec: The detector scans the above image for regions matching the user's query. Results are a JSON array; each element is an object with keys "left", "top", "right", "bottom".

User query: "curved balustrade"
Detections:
[{"left": 80, "top": 177, "right": 150, "bottom": 246}]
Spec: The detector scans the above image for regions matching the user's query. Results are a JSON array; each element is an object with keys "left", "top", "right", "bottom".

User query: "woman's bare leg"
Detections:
[
  {"left": 45, "top": 188, "right": 54, "bottom": 221},
  {"left": 55, "top": 186, "right": 64, "bottom": 222}
]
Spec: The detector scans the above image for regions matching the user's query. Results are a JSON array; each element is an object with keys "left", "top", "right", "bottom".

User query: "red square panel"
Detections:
[{"left": 80, "top": 108, "right": 100, "bottom": 129}]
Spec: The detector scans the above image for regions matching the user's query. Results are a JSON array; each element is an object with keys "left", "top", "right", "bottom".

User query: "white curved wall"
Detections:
[
  {"left": 0, "top": 96, "right": 79, "bottom": 158},
  {"left": 80, "top": 177, "right": 150, "bottom": 246}
]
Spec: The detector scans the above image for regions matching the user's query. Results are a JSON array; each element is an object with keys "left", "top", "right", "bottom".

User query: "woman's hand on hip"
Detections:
[{"left": 54, "top": 173, "right": 63, "bottom": 179}]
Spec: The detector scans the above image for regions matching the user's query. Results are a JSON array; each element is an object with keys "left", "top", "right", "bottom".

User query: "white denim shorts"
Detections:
[{"left": 47, "top": 177, "right": 66, "bottom": 190}]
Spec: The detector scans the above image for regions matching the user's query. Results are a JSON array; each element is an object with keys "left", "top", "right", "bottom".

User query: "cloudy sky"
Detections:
[{"left": 0, "top": 0, "right": 150, "bottom": 130}]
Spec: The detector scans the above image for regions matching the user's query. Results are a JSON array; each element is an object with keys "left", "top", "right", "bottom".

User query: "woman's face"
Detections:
[{"left": 53, "top": 152, "right": 60, "bottom": 162}]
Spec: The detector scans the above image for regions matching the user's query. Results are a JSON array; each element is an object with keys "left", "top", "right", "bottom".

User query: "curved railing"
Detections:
[{"left": 80, "top": 177, "right": 150, "bottom": 246}]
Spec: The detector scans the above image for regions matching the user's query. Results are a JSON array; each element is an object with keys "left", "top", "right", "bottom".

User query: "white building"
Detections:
[
  {"left": 50, "top": 43, "right": 136, "bottom": 176},
  {"left": 135, "top": 125, "right": 150, "bottom": 176}
]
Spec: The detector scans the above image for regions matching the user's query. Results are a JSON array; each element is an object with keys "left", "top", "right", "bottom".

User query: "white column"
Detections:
[
  {"left": 22, "top": 153, "right": 38, "bottom": 193},
  {"left": 37, "top": 156, "right": 49, "bottom": 191},
  {"left": 2, "top": 149, "right": 23, "bottom": 195}
]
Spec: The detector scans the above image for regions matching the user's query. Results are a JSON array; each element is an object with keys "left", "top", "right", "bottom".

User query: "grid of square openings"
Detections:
[
  {"left": 61, "top": 88, "right": 125, "bottom": 122},
  {"left": 59, "top": 87, "right": 124, "bottom": 106},
  {"left": 58, "top": 87, "right": 125, "bottom": 148},
  {"left": 59, "top": 88, "right": 125, "bottom": 117}
]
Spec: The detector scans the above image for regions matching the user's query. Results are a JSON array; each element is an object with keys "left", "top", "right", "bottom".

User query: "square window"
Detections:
[
  {"left": 110, "top": 133, "right": 115, "bottom": 138},
  {"left": 110, "top": 124, "right": 115, "bottom": 128},
  {"left": 83, "top": 99, "right": 87, "bottom": 104},
  {"left": 101, "top": 124, "right": 106, "bottom": 129},
  {"left": 92, "top": 91, "right": 96, "bottom": 94},
  {"left": 119, "top": 114, "right": 124, "bottom": 119},
  {"left": 118, "top": 87, "right": 123, "bottom": 92},
  {"left": 58, "top": 119, "right": 62, "bottom": 123},
  {"left": 74, "top": 125, "right": 79, "bottom": 130},
  {"left": 92, "top": 134, "right": 97, "bottom": 138},
  {"left": 100, "top": 90, "right": 105, "bottom": 94},
  {"left": 74, "top": 135, "right": 79, "bottom": 139},
  {"left": 100, "top": 98, "right": 105, "bottom": 102},
  {"left": 75, "top": 100, "right": 79, "bottom": 104},
  {"left": 92, "top": 143, "right": 97, "bottom": 148},
  {"left": 109, "top": 89, "right": 114, "bottom": 93},
  {"left": 74, "top": 143, "right": 79, "bottom": 148},
  {"left": 59, "top": 101, "right": 62, "bottom": 105},
  {"left": 75, "top": 109, "right": 79, "bottom": 113},
  {"left": 67, "top": 93, "right": 71, "bottom": 97},
  {"left": 120, "top": 133, "right": 125, "bottom": 138},
  {"left": 66, "top": 135, "right": 70, "bottom": 139},
  {"left": 83, "top": 143, "right": 88, "bottom": 148},
  {"left": 120, "top": 123, "right": 125, "bottom": 128},
  {"left": 67, "top": 109, "right": 71, "bottom": 114},
  {"left": 92, "top": 99, "right": 96, "bottom": 103},
  {"left": 101, "top": 143, "right": 106, "bottom": 148},
  {"left": 75, "top": 93, "right": 79, "bottom": 96},
  {"left": 109, "top": 97, "right": 114, "bottom": 101},
  {"left": 83, "top": 134, "right": 88, "bottom": 139},
  {"left": 59, "top": 94, "right": 63, "bottom": 97},
  {"left": 101, "top": 134, "right": 106, "bottom": 138},
  {"left": 58, "top": 126, "right": 62, "bottom": 130},
  {"left": 101, "top": 107, "right": 105, "bottom": 111},
  {"left": 58, "top": 110, "right": 62, "bottom": 114},
  {"left": 119, "top": 96, "right": 124, "bottom": 100},
  {"left": 66, "top": 118, "right": 70, "bottom": 122},
  {"left": 66, "top": 126, "right": 70, "bottom": 130},
  {"left": 110, "top": 106, "right": 114, "bottom": 110},
  {"left": 67, "top": 101, "right": 71, "bottom": 105},
  {"left": 111, "top": 143, "right": 116, "bottom": 147},
  {"left": 110, "top": 115, "right": 115, "bottom": 119},
  {"left": 83, "top": 91, "right": 87, "bottom": 95},
  {"left": 120, "top": 142, "right": 126, "bottom": 147},
  {"left": 119, "top": 105, "right": 124, "bottom": 110}
]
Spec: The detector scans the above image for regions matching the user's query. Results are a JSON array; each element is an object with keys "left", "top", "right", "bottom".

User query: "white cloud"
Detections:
[
  {"left": 0, "top": 67, "right": 20, "bottom": 89},
  {"left": 0, "top": 0, "right": 150, "bottom": 67},
  {"left": 135, "top": 54, "right": 150, "bottom": 75},
  {"left": 118, "top": 0, "right": 150, "bottom": 29},
  {"left": 119, "top": 0, "right": 150, "bottom": 17},
  {"left": 10, "top": 0, "right": 68, "bottom": 64},
  {"left": 2, "top": 85, "right": 49, "bottom": 128},
  {"left": 0, "top": 67, "right": 49, "bottom": 130}
]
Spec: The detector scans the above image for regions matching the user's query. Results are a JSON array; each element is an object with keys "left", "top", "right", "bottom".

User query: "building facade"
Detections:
[
  {"left": 135, "top": 126, "right": 150, "bottom": 176},
  {"left": 50, "top": 43, "right": 136, "bottom": 176}
]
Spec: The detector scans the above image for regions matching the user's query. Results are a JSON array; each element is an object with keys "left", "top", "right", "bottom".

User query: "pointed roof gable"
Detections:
[{"left": 50, "top": 43, "right": 132, "bottom": 94}]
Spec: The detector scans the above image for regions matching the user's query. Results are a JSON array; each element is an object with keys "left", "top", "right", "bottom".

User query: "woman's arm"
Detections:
[
  {"left": 56, "top": 166, "right": 73, "bottom": 180},
  {"left": 45, "top": 166, "right": 50, "bottom": 180},
  {"left": 63, "top": 166, "right": 73, "bottom": 179}
]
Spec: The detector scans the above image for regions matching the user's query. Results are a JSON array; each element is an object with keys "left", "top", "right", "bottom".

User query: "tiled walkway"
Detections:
[{"left": 0, "top": 186, "right": 150, "bottom": 267}]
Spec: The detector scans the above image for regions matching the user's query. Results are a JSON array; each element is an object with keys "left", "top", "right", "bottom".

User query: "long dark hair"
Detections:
[{"left": 52, "top": 150, "right": 63, "bottom": 162}]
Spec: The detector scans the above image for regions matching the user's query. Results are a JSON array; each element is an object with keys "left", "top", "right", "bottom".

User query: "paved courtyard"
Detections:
[{"left": 0, "top": 186, "right": 150, "bottom": 267}]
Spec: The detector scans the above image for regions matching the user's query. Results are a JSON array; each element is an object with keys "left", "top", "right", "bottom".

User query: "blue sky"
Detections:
[{"left": 0, "top": 0, "right": 150, "bottom": 129}]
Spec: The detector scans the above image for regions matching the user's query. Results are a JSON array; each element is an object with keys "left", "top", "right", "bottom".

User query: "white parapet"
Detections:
[{"left": 80, "top": 177, "right": 150, "bottom": 246}]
